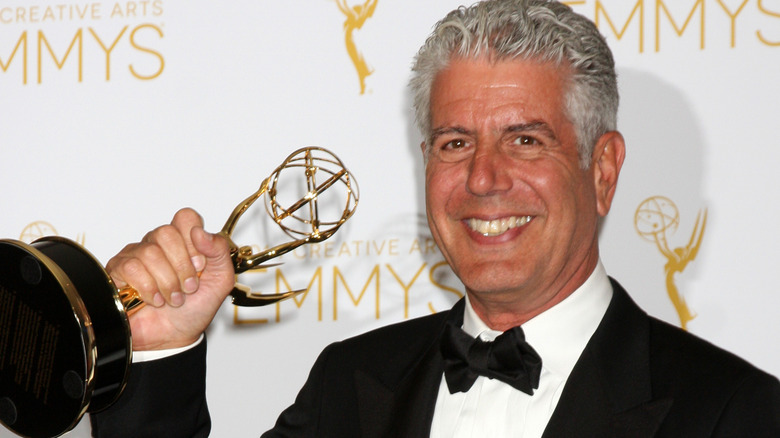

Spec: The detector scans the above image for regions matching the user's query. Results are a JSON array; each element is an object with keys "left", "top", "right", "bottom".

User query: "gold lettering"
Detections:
[
  {"left": 596, "top": 0, "right": 645, "bottom": 52},
  {"left": 275, "top": 267, "right": 323, "bottom": 322},
  {"left": 38, "top": 28, "right": 83, "bottom": 83},
  {"left": 0, "top": 32, "right": 27, "bottom": 84},
  {"left": 153, "top": 0, "right": 164, "bottom": 16},
  {"left": 388, "top": 238, "right": 399, "bottom": 256},
  {"left": 427, "top": 261, "right": 464, "bottom": 314},
  {"left": 232, "top": 305, "right": 269, "bottom": 325},
  {"left": 716, "top": 0, "right": 749, "bottom": 47},
  {"left": 758, "top": 0, "right": 780, "bottom": 46},
  {"left": 129, "top": 24, "right": 164, "bottom": 80},
  {"left": 110, "top": 3, "right": 124, "bottom": 18},
  {"left": 89, "top": 26, "right": 128, "bottom": 81},
  {"left": 386, "top": 263, "right": 427, "bottom": 319},
  {"left": 127, "top": 1, "right": 138, "bottom": 18},
  {"left": 332, "top": 265, "right": 380, "bottom": 320},
  {"left": 409, "top": 237, "right": 439, "bottom": 254},
  {"left": 655, "top": 0, "right": 706, "bottom": 51},
  {"left": 371, "top": 240, "right": 384, "bottom": 255},
  {"left": 337, "top": 241, "right": 352, "bottom": 257},
  {"left": 42, "top": 6, "right": 56, "bottom": 22},
  {"left": 323, "top": 241, "right": 335, "bottom": 257}
]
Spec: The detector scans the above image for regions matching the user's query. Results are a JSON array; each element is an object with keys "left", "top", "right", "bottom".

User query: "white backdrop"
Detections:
[{"left": 1, "top": 0, "right": 779, "bottom": 436}]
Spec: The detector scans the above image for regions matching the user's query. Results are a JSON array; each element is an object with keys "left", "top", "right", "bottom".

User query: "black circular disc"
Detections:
[
  {"left": 0, "top": 239, "right": 94, "bottom": 437},
  {"left": 32, "top": 237, "right": 132, "bottom": 413}
]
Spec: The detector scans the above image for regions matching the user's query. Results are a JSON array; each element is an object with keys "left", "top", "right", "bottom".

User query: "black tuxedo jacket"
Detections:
[{"left": 92, "top": 280, "right": 780, "bottom": 437}]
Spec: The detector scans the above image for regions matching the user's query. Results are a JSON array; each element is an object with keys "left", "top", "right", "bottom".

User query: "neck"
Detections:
[{"left": 467, "top": 257, "right": 600, "bottom": 331}]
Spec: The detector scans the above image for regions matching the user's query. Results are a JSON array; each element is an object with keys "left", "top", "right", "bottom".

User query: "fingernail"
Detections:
[
  {"left": 171, "top": 292, "right": 185, "bottom": 307},
  {"left": 183, "top": 276, "right": 198, "bottom": 293},
  {"left": 153, "top": 293, "right": 165, "bottom": 307},
  {"left": 192, "top": 255, "right": 206, "bottom": 272}
]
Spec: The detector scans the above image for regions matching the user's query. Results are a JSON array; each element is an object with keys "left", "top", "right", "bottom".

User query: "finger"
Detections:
[
  {"left": 144, "top": 234, "right": 193, "bottom": 307},
  {"left": 144, "top": 223, "right": 199, "bottom": 304},
  {"left": 170, "top": 208, "right": 205, "bottom": 256},
  {"left": 107, "top": 244, "right": 174, "bottom": 307},
  {"left": 169, "top": 208, "right": 208, "bottom": 292}
]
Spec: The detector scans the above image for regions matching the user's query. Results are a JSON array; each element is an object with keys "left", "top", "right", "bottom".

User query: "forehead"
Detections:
[{"left": 430, "top": 57, "right": 570, "bottom": 127}]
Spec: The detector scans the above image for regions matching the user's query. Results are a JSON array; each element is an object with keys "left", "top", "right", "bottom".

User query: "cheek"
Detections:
[{"left": 425, "top": 165, "right": 460, "bottom": 210}]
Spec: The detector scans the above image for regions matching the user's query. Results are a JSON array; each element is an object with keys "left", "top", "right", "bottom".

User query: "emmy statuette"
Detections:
[{"left": 0, "top": 147, "right": 358, "bottom": 437}]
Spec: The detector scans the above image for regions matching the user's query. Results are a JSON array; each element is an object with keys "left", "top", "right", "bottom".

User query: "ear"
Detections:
[
  {"left": 420, "top": 141, "right": 430, "bottom": 165},
  {"left": 591, "top": 131, "right": 626, "bottom": 217}
]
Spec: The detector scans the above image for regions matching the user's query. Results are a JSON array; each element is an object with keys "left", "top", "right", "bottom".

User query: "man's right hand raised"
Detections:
[{"left": 105, "top": 208, "right": 236, "bottom": 352}]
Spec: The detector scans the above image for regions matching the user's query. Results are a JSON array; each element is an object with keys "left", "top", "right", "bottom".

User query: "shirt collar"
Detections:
[{"left": 462, "top": 261, "right": 613, "bottom": 378}]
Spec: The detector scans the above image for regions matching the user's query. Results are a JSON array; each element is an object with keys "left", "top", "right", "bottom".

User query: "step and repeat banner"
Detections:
[{"left": 2, "top": 0, "right": 779, "bottom": 436}]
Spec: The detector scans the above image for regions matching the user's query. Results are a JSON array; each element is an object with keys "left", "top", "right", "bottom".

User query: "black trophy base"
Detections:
[{"left": 0, "top": 237, "right": 131, "bottom": 438}]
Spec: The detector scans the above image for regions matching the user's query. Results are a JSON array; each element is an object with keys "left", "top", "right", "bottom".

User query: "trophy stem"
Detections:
[{"left": 117, "top": 287, "right": 145, "bottom": 316}]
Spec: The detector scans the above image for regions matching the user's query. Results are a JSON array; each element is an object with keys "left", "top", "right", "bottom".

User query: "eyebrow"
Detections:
[
  {"left": 429, "top": 126, "right": 471, "bottom": 144},
  {"left": 506, "top": 121, "right": 558, "bottom": 142},
  {"left": 430, "top": 121, "right": 558, "bottom": 143}
]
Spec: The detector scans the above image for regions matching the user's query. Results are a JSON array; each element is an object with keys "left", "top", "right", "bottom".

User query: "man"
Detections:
[{"left": 92, "top": 0, "right": 780, "bottom": 436}]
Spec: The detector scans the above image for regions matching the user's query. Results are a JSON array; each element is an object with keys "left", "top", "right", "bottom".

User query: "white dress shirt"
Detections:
[
  {"left": 429, "top": 261, "right": 613, "bottom": 438},
  {"left": 132, "top": 333, "right": 204, "bottom": 362}
]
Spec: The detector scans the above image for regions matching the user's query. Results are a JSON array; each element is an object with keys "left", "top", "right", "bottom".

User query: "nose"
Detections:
[{"left": 466, "top": 146, "right": 512, "bottom": 196}]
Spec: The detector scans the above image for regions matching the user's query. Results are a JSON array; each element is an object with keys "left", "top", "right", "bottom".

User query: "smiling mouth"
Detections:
[{"left": 467, "top": 216, "right": 533, "bottom": 237}]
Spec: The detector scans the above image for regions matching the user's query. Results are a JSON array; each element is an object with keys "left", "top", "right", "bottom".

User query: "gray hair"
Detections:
[{"left": 410, "top": 0, "right": 618, "bottom": 167}]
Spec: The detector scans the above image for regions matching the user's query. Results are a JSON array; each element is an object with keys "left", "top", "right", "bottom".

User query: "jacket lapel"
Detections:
[
  {"left": 353, "top": 309, "right": 451, "bottom": 437},
  {"left": 543, "top": 280, "right": 672, "bottom": 437},
  {"left": 351, "top": 284, "right": 675, "bottom": 437}
]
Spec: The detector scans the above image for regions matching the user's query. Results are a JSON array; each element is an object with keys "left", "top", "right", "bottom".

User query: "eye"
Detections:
[
  {"left": 432, "top": 137, "right": 473, "bottom": 162},
  {"left": 443, "top": 139, "right": 469, "bottom": 150},
  {"left": 513, "top": 135, "right": 540, "bottom": 146}
]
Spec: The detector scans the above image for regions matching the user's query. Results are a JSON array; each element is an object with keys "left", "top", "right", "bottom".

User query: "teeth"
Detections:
[{"left": 468, "top": 216, "right": 532, "bottom": 236}]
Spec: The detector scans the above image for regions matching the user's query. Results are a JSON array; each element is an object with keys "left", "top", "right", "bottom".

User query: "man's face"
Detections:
[{"left": 424, "top": 57, "right": 622, "bottom": 317}]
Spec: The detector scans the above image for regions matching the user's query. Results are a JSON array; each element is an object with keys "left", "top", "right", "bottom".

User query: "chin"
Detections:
[{"left": 458, "top": 264, "right": 530, "bottom": 295}]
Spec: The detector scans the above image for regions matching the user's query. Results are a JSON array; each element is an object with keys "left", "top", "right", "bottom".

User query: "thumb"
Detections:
[
  {"left": 190, "top": 227, "right": 236, "bottom": 299},
  {"left": 191, "top": 227, "right": 232, "bottom": 268}
]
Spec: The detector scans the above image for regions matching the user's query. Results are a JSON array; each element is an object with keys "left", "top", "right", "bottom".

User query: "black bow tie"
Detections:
[{"left": 441, "top": 300, "right": 542, "bottom": 395}]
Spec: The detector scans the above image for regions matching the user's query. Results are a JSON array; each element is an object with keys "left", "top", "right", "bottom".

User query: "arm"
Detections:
[
  {"left": 91, "top": 208, "right": 236, "bottom": 436},
  {"left": 90, "top": 337, "right": 211, "bottom": 437}
]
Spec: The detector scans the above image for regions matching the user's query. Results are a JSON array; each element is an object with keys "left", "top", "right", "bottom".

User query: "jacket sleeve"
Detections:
[{"left": 89, "top": 337, "right": 210, "bottom": 438}]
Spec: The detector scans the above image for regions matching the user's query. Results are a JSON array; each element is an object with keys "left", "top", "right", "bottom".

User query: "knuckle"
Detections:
[
  {"left": 121, "top": 257, "right": 147, "bottom": 279},
  {"left": 136, "top": 243, "right": 165, "bottom": 263},
  {"left": 158, "top": 276, "right": 180, "bottom": 294},
  {"left": 151, "top": 224, "right": 181, "bottom": 246}
]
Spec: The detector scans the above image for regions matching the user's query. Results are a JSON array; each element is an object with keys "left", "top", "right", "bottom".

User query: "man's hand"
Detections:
[{"left": 106, "top": 208, "right": 236, "bottom": 351}]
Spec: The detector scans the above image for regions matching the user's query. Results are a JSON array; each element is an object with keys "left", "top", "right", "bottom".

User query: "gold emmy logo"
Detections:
[
  {"left": 19, "top": 221, "right": 86, "bottom": 246},
  {"left": 634, "top": 196, "right": 707, "bottom": 330},
  {"left": 333, "top": 0, "right": 378, "bottom": 94}
]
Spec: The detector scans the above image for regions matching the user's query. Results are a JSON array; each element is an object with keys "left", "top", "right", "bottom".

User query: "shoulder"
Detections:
[
  {"left": 307, "top": 309, "right": 450, "bottom": 387},
  {"left": 647, "top": 315, "right": 778, "bottom": 391},
  {"left": 646, "top": 317, "right": 780, "bottom": 434},
  {"left": 325, "top": 310, "right": 449, "bottom": 361},
  {"left": 608, "top": 280, "right": 780, "bottom": 433},
  {"left": 647, "top": 314, "right": 771, "bottom": 379}
]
